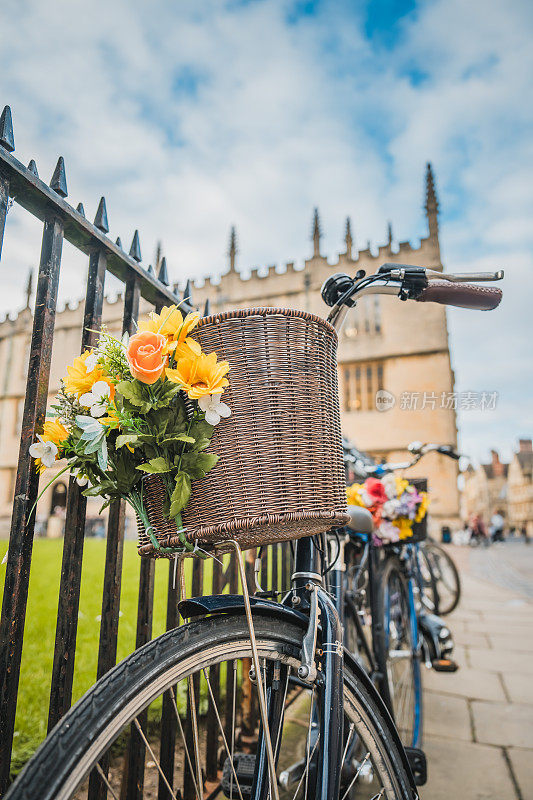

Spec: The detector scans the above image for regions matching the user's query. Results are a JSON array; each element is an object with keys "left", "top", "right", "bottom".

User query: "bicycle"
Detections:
[
  {"left": 340, "top": 441, "right": 465, "bottom": 763},
  {"left": 6, "top": 263, "right": 502, "bottom": 800}
]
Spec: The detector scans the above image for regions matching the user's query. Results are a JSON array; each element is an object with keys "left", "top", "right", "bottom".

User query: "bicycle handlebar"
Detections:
[
  {"left": 355, "top": 442, "right": 463, "bottom": 477},
  {"left": 415, "top": 280, "right": 502, "bottom": 310},
  {"left": 323, "top": 265, "right": 503, "bottom": 330}
]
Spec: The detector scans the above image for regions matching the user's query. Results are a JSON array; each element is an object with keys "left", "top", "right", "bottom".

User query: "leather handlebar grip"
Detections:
[{"left": 415, "top": 280, "right": 502, "bottom": 311}]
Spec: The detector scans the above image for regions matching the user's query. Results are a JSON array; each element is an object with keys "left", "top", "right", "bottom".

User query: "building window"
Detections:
[
  {"left": 341, "top": 361, "right": 385, "bottom": 412},
  {"left": 374, "top": 297, "right": 382, "bottom": 333},
  {"left": 344, "top": 298, "right": 382, "bottom": 338},
  {"left": 14, "top": 398, "right": 24, "bottom": 436}
]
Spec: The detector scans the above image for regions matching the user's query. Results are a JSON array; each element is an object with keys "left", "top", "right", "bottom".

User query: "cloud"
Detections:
[{"left": 0, "top": 0, "right": 531, "bottom": 461}]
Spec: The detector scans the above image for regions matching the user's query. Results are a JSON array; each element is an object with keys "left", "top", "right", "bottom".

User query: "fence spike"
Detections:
[
  {"left": 0, "top": 106, "right": 15, "bottom": 152},
  {"left": 146, "top": 263, "right": 155, "bottom": 276},
  {"left": 158, "top": 256, "right": 169, "bottom": 286},
  {"left": 183, "top": 279, "right": 192, "bottom": 304},
  {"left": 94, "top": 197, "right": 109, "bottom": 233},
  {"left": 203, "top": 298, "right": 211, "bottom": 316},
  {"left": 27, "top": 159, "right": 39, "bottom": 177},
  {"left": 129, "top": 230, "right": 142, "bottom": 262},
  {"left": 115, "top": 236, "right": 122, "bottom": 248},
  {"left": 50, "top": 156, "right": 68, "bottom": 198},
  {"left": 76, "top": 202, "right": 85, "bottom": 217}
]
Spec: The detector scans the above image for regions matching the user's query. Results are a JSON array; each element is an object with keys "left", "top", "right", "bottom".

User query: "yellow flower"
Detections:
[
  {"left": 415, "top": 492, "right": 429, "bottom": 523},
  {"left": 395, "top": 476, "right": 410, "bottom": 496},
  {"left": 34, "top": 419, "right": 69, "bottom": 473},
  {"left": 393, "top": 517, "right": 414, "bottom": 540},
  {"left": 100, "top": 405, "right": 120, "bottom": 429},
  {"left": 63, "top": 351, "right": 112, "bottom": 398},
  {"left": 346, "top": 483, "right": 365, "bottom": 506},
  {"left": 164, "top": 337, "right": 202, "bottom": 359},
  {"left": 166, "top": 351, "right": 230, "bottom": 399},
  {"left": 139, "top": 306, "right": 201, "bottom": 346}
]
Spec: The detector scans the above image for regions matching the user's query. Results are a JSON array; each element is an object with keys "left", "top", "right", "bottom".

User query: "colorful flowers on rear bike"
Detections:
[{"left": 346, "top": 474, "right": 429, "bottom": 545}]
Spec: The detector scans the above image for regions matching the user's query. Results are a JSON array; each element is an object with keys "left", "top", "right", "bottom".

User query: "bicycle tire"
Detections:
[
  {"left": 424, "top": 541, "right": 461, "bottom": 615},
  {"left": 6, "top": 614, "right": 415, "bottom": 800},
  {"left": 416, "top": 546, "right": 439, "bottom": 614},
  {"left": 373, "top": 556, "right": 423, "bottom": 750}
]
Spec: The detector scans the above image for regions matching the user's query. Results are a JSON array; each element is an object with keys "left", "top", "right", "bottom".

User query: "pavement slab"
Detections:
[
  {"left": 424, "top": 667, "right": 506, "bottom": 702},
  {"left": 508, "top": 747, "right": 533, "bottom": 799},
  {"left": 488, "top": 633, "right": 533, "bottom": 652},
  {"left": 502, "top": 671, "right": 533, "bottom": 705},
  {"left": 472, "top": 700, "right": 533, "bottom": 748},
  {"left": 423, "top": 690, "right": 471, "bottom": 741},
  {"left": 422, "top": 736, "right": 517, "bottom": 800},
  {"left": 468, "top": 647, "right": 533, "bottom": 675},
  {"left": 420, "top": 544, "right": 533, "bottom": 799}
]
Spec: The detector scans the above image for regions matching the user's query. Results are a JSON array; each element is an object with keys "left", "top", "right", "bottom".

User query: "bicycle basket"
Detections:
[{"left": 137, "top": 308, "right": 349, "bottom": 557}]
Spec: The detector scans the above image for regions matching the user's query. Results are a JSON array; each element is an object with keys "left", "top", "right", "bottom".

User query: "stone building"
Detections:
[
  {"left": 507, "top": 439, "right": 533, "bottom": 537},
  {"left": 461, "top": 450, "right": 509, "bottom": 524},
  {"left": 0, "top": 164, "right": 460, "bottom": 536}
]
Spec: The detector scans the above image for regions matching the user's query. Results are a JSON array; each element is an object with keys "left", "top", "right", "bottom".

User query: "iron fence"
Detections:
[{"left": 0, "top": 104, "right": 294, "bottom": 798}]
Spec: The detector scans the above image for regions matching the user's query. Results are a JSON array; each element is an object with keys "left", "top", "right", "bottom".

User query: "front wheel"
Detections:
[
  {"left": 374, "top": 557, "right": 423, "bottom": 750},
  {"left": 7, "top": 613, "right": 415, "bottom": 800}
]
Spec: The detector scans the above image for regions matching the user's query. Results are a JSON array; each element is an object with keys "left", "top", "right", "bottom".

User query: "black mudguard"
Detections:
[{"left": 179, "top": 594, "right": 419, "bottom": 797}]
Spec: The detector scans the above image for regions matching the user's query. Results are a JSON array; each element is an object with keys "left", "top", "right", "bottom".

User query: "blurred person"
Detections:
[{"left": 490, "top": 510, "right": 505, "bottom": 542}]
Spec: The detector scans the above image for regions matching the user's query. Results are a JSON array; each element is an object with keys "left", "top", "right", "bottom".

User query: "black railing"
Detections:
[{"left": 0, "top": 104, "right": 294, "bottom": 796}]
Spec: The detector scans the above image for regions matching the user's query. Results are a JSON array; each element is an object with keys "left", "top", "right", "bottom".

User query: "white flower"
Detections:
[
  {"left": 198, "top": 394, "right": 231, "bottom": 426},
  {"left": 382, "top": 474, "right": 397, "bottom": 500},
  {"left": 71, "top": 468, "right": 89, "bottom": 487},
  {"left": 85, "top": 352, "right": 99, "bottom": 373},
  {"left": 79, "top": 380, "right": 112, "bottom": 417},
  {"left": 76, "top": 415, "right": 104, "bottom": 436},
  {"left": 29, "top": 435, "right": 58, "bottom": 468}
]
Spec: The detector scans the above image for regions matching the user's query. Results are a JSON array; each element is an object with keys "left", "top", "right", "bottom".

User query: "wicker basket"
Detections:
[{"left": 137, "top": 308, "right": 349, "bottom": 556}]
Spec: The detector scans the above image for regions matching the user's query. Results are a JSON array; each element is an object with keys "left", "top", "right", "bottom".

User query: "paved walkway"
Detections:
[{"left": 422, "top": 543, "right": 533, "bottom": 799}]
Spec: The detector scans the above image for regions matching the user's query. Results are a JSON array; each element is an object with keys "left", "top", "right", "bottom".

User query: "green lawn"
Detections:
[{"left": 0, "top": 538, "right": 218, "bottom": 772}]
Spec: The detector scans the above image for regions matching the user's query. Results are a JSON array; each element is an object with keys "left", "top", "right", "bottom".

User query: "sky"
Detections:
[{"left": 0, "top": 0, "right": 531, "bottom": 464}]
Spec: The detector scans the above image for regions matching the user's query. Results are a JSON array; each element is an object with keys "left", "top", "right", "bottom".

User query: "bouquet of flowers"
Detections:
[
  {"left": 29, "top": 304, "right": 231, "bottom": 555},
  {"left": 346, "top": 474, "right": 428, "bottom": 545}
]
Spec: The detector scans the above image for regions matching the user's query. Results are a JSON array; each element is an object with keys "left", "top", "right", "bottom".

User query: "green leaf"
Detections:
[
  {"left": 116, "top": 434, "right": 139, "bottom": 449},
  {"left": 161, "top": 434, "right": 195, "bottom": 446},
  {"left": 188, "top": 421, "right": 214, "bottom": 451},
  {"left": 117, "top": 380, "right": 152, "bottom": 413},
  {"left": 169, "top": 471, "right": 191, "bottom": 518},
  {"left": 136, "top": 457, "right": 173, "bottom": 474},
  {"left": 152, "top": 382, "right": 181, "bottom": 409},
  {"left": 82, "top": 481, "right": 114, "bottom": 497},
  {"left": 84, "top": 433, "right": 105, "bottom": 454},
  {"left": 180, "top": 451, "right": 219, "bottom": 479},
  {"left": 97, "top": 437, "right": 109, "bottom": 471}
]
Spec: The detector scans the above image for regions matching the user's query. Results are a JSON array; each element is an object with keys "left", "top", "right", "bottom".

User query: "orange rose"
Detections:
[{"left": 126, "top": 331, "right": 167, "bottom": 384}]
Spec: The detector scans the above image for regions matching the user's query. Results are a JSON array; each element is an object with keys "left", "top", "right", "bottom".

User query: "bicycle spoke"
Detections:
[
  {"left": 290, "top": 734, "right": 321, "bottom": 800},
  {"left": 341, "top": 721, "right": 355, "bottom": 766},
  {"left": 133, "top": 718, "right": 179, "bottom": 800},
  {"left": 95, "top": 762, "right": 119, "bottom": 800},
  {"left": 202, "top": 668, "right": 245, "bottom": 800},
  {"left": 168, "top": 687, "right": 202, "bottom": 800},
  {"left": 187, "top": 674, "right": 204, "bottom": 800},
  {"left": 340, "top": 752, "right": 371, "bottom": 800}
]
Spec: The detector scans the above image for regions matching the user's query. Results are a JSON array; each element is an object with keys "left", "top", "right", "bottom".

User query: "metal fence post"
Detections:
[{"left": 0, "top": 215, "right": 64, "bottom": 793}]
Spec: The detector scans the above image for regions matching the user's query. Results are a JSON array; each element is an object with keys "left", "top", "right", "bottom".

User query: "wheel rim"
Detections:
[{"left": 16, "top": 624, "right": 407, "bottom": 800}]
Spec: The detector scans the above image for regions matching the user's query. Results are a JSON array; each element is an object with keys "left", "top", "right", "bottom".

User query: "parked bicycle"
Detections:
[{"left": 7, "top": 264, "right": 502, "bottom": 800}]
